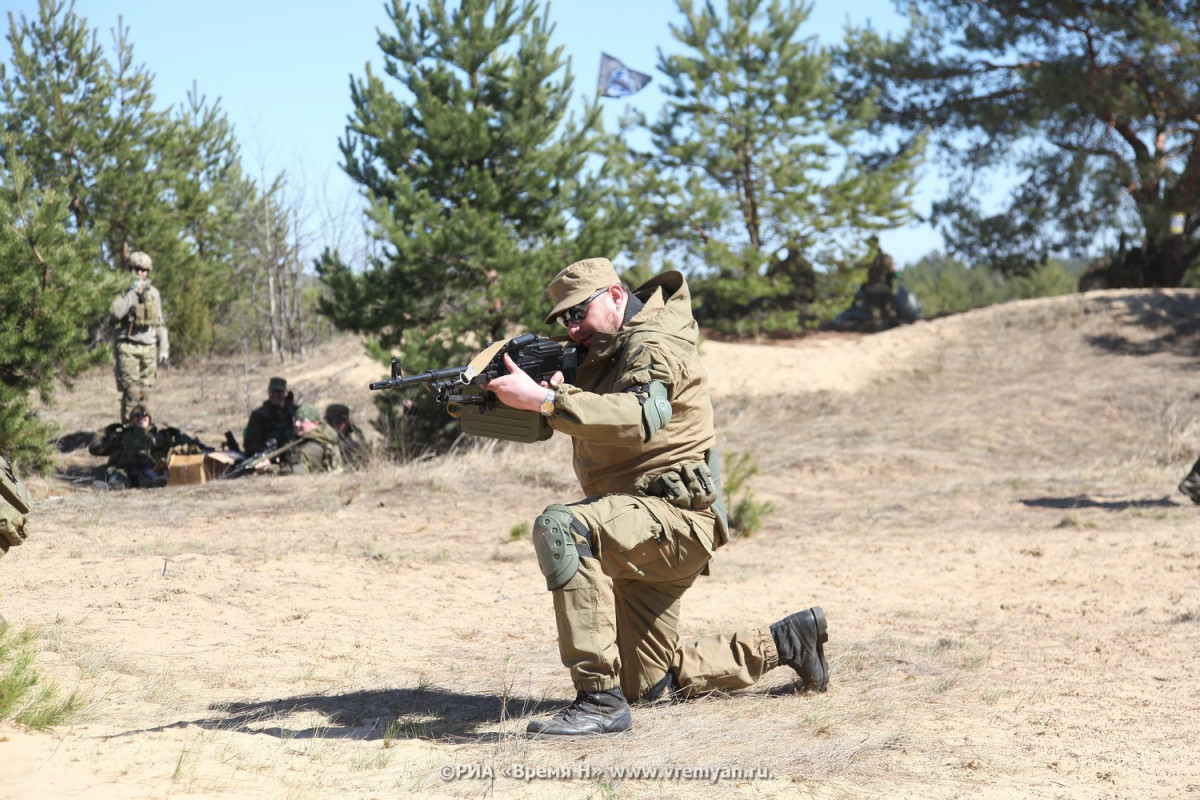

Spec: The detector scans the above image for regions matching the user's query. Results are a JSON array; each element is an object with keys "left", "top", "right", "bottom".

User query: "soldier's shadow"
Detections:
[
  {"left": 109, "top": 686, "right": 563, "bottom": 743},
  {"left": 1020, "top": 495, "right": 1181, "bottom": 511}
]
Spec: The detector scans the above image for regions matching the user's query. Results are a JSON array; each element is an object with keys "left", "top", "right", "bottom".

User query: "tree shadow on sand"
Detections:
[
  {"left": 1084, "top": 293, "right": 1200, "bottom": 359},
  {"left": 1020, "top": 495, "right": 1182, "bottom": 511},
  {"left": 109, "top": 686, "right": 565, "bottom": 743}
]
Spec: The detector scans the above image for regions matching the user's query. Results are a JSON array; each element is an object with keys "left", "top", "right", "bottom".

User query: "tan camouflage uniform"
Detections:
[{"left": 543, "top": 271, "right": 784, "bottom": 701}]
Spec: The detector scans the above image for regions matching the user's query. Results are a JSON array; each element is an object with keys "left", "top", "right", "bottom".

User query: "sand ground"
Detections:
[{"left": 3, "top": 289, "right": 1199, "bottom": 799}]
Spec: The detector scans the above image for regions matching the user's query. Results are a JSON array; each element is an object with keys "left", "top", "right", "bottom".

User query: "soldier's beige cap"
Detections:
[
  {"left": 544, "top": 257, "right": 620, "bottom": 324},
  {"left": 128, "top": 251, "right": 152, "bottom": 270}
]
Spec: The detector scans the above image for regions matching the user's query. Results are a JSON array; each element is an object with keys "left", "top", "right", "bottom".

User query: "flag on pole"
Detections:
[{"left": 597, "top": 52, "right": 652, "bottom": 98}]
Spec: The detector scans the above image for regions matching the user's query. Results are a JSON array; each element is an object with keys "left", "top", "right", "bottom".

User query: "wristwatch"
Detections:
[{"left": 538, "top": 389, "right": 556, "bottom": 417}]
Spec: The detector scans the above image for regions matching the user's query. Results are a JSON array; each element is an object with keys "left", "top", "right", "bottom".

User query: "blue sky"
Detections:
[{"left": 2, "top": 0, "right": 946, "bottom": 265}]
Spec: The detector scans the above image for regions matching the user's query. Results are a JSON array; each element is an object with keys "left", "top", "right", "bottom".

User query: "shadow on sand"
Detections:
[
  {"left": 1083, "top": 292, "right": 1200, "bottom": 359},
  {"left": 108, "top": 686, "right": 566, "bottom": 743},
  {"left": 1020, "top": 495, "right": 1182, "bottom": 511}
]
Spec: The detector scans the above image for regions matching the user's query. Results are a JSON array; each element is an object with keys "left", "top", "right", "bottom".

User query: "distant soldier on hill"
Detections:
[
  {"left": 861, "top": 236, "right": 898, "bottom": 328},
  {"left": 111, "top": 251, "right": 169, "bottom": 423},
  {"left": 243, "top": 377, "right": 298, "bottom": 456}
]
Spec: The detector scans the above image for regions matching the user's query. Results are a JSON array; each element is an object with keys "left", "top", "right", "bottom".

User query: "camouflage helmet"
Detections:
[{"left": 128, "top": 251, "right": 152, "bottom": 271}]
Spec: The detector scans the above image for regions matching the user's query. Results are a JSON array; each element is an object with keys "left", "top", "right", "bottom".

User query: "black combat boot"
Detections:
[
  {"left": 526, "top": 687, "right": 632, "bottom": 738},
  {"left": 770, "top": 605, "right": 829, "bottom": 693},
  {"left": 1179, "top": 470, "right": 1200, "bottom": 505}
]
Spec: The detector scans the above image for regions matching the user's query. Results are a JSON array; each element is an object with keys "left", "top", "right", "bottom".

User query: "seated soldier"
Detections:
[
  {"left": 243, "top": 376, "right": 297, "bottom": 455},
  {"left": 324, "top": 403, "right": 369, "bottom": 469},
  {"left": 88, "top": 405, "right": 170, "bottom": 489},
  {"left": 255, "top": 405, "right": 342, "bottom": 476}
]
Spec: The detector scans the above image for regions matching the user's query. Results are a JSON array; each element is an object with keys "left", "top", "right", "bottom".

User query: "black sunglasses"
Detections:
[{"left": 557, "top": 286, "right": 609, "bottom": 327}]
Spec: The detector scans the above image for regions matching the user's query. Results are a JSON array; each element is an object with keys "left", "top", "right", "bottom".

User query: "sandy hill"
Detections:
[{"left": 4, "top": 289, "right": 1200, "bottom": 800}]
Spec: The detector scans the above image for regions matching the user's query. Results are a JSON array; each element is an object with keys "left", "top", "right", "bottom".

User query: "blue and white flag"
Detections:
[{"left": 598, "top": 52, "right": 652, "bottom": 98}]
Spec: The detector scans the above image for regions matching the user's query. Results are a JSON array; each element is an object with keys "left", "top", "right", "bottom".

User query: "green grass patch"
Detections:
[{"left": 0, "top": 624, "right": 87, "bottom": 730}]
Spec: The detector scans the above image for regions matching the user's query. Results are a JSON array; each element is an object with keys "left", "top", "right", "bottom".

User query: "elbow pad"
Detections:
[{"left": 630, "top": 380, "right": 673, "bottom": 441}]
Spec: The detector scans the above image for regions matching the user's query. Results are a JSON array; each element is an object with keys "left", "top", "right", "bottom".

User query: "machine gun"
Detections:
[{"left": 369, "top": 333, "right": 584, "bottom": 443}]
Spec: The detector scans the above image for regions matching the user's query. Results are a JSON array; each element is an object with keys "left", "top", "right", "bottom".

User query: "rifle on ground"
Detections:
[
  {"left": 161, "top": 427, "right": 215, "bottom": 454},
  {"left": 369, "top": 333, "right": 583, "bottom": 443},
  {"left": 218, "top": 437, "right": 305, "bottom": 480}
]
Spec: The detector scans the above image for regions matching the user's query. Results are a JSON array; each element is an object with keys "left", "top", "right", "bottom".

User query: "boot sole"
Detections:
[
  {"left": 526, "top": 723, "right": 633, "bottom": 740},
  {"left": 809, "top": 606, "right": 829, "bottom": 693}
]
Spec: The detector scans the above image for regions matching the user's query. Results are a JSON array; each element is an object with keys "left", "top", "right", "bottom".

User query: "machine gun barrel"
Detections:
[{"left": 369, "top": 365, "right": 468, "bottom": 392}]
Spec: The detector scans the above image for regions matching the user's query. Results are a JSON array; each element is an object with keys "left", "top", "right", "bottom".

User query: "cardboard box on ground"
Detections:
[{"left": 167, "top": 451, "right": 238, "bottom": 485}]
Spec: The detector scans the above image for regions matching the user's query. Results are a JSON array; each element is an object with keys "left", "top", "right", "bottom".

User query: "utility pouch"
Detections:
[
  {"left": 133, "top": 293, "right": 159, "bottom": 327},
  {"left": 639, "top": 461, "right": 717, "bottom": 510},
  {"left": 0, "top": 457, "right": 31, "bottom": 552},
  {"left": 681, "top": 462, "right": 717, "bottom": 509}
]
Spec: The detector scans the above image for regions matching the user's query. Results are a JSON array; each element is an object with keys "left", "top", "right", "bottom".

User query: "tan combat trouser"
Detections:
[
  {"left": 114, "top": 340, "right": 158, "bottom": 421},
  {"left": 553, "top": 495, "right": 779, "bottom": 701}
]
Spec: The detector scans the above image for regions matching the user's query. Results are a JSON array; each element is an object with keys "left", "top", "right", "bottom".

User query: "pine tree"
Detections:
[
  {"left": 840, "top": 0, "right": 1200, "bottom": 285},
  {"left": 639, "top": 0, "right": 924, "bottom": 334},
  {"left": 0, "top": 143, "right": 117, "bottom": 470},
  {"left": 322, "top": 0, "right": 627, "bottom": 452}
]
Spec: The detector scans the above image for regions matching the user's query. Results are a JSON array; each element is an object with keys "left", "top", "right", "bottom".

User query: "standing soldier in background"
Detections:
[
  {"left": 243, "top": 377, "right": 298, "bottom": 456},
  {"left": 861, "top": 236, "right": 898, "bottom": 329},
  {"left": 112, "top": 251, "right": 169, "bottom": 422},
  {"left": 324, "top": 403, "right": 369, "bottom": 469}
]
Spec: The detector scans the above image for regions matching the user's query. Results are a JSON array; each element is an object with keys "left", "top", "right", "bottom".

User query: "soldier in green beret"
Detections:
[{"left": 256, "top": 405, "right": 342, "bottom": 476}]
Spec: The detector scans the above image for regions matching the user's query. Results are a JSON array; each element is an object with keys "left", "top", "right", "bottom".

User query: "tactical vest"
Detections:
[
  {"left": 116, "top": 426, "right": 159, "bottom": 469},
  {"left": 128, "top": 292, "right": 160, "bottom": 330}
]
